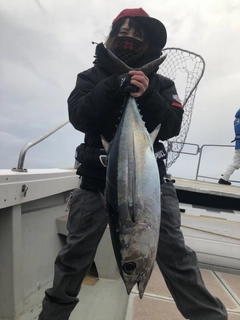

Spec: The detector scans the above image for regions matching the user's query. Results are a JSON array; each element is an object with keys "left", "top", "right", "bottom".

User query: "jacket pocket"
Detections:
[{"left": 67, "top": 188, "right": 86, "bottom": 234}]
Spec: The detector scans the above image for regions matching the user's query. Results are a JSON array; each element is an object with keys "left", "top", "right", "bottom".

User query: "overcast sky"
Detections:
[{"left": 0, "top": 0, "right": 240, "bottom": 182}]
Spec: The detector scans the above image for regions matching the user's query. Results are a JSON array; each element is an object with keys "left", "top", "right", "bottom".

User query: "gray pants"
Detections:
[{"left": 38, "top": 182, "right": 227, "bottom": 320}]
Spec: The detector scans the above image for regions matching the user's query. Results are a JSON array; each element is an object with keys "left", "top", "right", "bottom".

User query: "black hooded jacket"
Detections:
[{"left": 68, "top": 43, "right": 183, "bottom": 191}]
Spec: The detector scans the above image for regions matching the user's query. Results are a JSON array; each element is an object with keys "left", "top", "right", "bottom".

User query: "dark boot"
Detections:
[{"left": 218, "top": 178, "right": 231, "bottom": 185}]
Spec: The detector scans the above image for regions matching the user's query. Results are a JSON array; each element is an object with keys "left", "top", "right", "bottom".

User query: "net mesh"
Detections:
[{"left": 158, "top": 47, "right": 206, "bottom": 169}]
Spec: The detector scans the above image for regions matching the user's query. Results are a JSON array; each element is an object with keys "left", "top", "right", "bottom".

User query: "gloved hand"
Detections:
[{"left": 119, "top": 73, "right": 139, "bottom": 94}]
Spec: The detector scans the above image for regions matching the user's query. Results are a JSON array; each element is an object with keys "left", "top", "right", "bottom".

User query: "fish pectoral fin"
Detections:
[
  {"left": 150, "top": 124, "right": 161, "bottom": 144},
  {"left": 127, "top": 198, "right": 135, "bottom": 223},
  {"left": 128, "top": 199, "right": 140, "bottom": 223}
]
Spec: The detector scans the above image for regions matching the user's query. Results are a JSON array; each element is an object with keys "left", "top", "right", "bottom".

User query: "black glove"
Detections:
[{"left": 119, "top": 73, "right": 139, "bottom": 94}]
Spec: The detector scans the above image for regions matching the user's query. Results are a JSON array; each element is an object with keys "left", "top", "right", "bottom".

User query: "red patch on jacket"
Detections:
[
  {"left": 172, "top": 102, "right": 183, "bottom": 108},
  {"left": 172, "top": 94, "right": 183, "bottom": 108}
]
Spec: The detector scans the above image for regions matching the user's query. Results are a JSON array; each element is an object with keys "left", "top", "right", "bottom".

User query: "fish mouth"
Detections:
[
  {"left": 137, "top": 278, "right": 148, "bottom": 299},
  {"left": 123, "top": 264, "right": 154, "bottom": 299},
  {"left": 122, "top": 262, "right": 141, "bottom": 295},
  {"left": 137, "top": 266, "right": 154, "bottom": 299}
]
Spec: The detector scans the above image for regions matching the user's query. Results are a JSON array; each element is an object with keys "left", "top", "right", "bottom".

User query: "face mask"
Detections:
[{"left": 113, "top": 36, "right": 143, "bottom": 66}]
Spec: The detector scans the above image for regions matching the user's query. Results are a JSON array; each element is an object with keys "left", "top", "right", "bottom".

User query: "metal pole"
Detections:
[
  {"left": 195, "top": 145, "right": 203, "bottom": 180},
  {"left": 12, "top": 120, "right": 69, "bottom": 172}
]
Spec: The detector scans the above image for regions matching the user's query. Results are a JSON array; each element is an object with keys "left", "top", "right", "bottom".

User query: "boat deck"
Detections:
[
  {"left": 8, "top": 173, "right": 239, "bottom": 320},
  {"left": 173, "top": 176, "right": 240, "bottom": 199},
  {"left": 126, "top": 264, "right": 240, "bottom": 320},
  {"left": 19, "top": 263, "right": 240, "bottom": 320}
]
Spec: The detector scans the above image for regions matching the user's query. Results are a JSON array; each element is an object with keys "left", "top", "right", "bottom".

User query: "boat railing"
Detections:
[
  {"left": 11, "top": 121, "right": 239, "bottom": 185},
  {"left": 195, "top": 144, "right": 237, "bottom": 182},
  {"left": 166, "top": 141, "right": 239, "bottom": 184},
  {"left": 11, "top": 120, "right": 69, "bottom": 172}
]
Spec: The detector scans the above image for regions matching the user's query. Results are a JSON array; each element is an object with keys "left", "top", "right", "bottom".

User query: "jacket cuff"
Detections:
[{"left": 137, "top": 85, "right": 154, "bottom": 102}]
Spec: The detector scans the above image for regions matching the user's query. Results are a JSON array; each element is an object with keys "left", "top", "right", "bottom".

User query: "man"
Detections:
[{"left": 219, "top": 109, "right": 240, "bottom": 185}]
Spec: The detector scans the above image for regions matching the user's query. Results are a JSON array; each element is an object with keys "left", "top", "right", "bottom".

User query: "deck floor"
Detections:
[
  {"left": 173, "top": 176, "right": 240, "bottom": 199},
  {"left": 20, "top": 264, "right": 240, "bottom": 320},
  {"left": 72, "top": 263, "right": 240, "bottom": 319},
  {"left": 126, "top": 263, "right": 240, "bottom": 320}
]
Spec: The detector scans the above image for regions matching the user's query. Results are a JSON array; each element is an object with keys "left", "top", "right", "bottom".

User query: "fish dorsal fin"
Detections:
[
  {"left": 150, "top": 124, "right": 161, "bottom": 144},
  {"left": 101, "top": 135, "right": 110, "bottom": 154}
]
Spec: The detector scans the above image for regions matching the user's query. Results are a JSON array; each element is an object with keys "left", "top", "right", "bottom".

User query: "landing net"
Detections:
[{"left": 158, "top": 47, "right": 206, "bottom": 169}]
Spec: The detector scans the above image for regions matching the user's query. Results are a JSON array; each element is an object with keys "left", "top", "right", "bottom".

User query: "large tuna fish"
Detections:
[{"left": 101, "top": 51, "right": 166, "bottom": 298}]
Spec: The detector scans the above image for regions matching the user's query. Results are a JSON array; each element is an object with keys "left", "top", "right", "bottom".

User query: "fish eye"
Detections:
[{"left": 123, "top": 262, "right": 136, "bottom": 275}]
